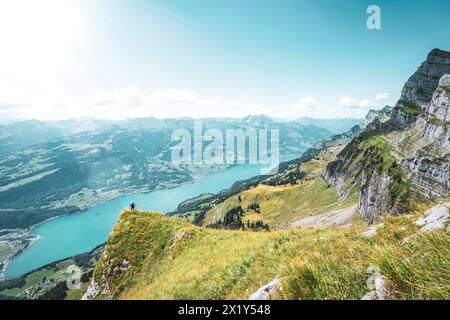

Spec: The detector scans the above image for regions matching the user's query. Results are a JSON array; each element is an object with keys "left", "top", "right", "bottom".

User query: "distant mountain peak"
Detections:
[{"left": 242, "top": 114, "right": 275, "bottom": 125}]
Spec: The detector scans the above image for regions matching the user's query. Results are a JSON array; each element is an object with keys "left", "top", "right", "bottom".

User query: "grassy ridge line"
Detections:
[{"left": 92, "top": 210, "right": 450, "bottom": 300}]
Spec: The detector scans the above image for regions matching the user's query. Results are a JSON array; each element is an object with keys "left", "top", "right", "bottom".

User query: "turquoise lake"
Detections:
[{"left": 5, "top": 154, "right": 300, "bottom": 278}]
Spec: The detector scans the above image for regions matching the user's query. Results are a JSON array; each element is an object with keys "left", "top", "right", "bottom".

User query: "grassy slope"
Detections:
[
  {"left": 92, "top": 210, "right": 449, "bottom": 300},
  {"left": 200, "top": 145, "right": 359, "bottom": 228},
  {"left": 238, "top": 179, "right": 358, "bottom": 227}
]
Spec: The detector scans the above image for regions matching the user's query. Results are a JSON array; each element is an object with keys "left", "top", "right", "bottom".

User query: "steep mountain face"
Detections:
[
  {"left": 325, "top": 49, "right": 450, "bottom": 222},
  {"left": 0, "top": 117, "right": 355, "bottom": 229}
]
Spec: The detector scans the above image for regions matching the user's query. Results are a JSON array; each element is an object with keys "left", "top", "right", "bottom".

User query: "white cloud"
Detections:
[
  {"left": 375, "top": 93, "right": 389, "bottom": 101},
  {"left": 0, "top": 85, "right": 267, "bottom": 120},
  {"left": 294, "top": 96, "right": 320, "bottom": 110},
  {"left": 0, "top": 82, "right": 392, "bottom": 121},
  {"left": 340, "top": 93, "right": 389, "bottom": 109},
  {"left": 285, "top": 96, "right": 320, "bottom": 118},
  {"left": 336, "top": 93, "right": 389, "bottom": 118},
  {"left": 339, "top": 96, "right": 373, "bottom": 109}
]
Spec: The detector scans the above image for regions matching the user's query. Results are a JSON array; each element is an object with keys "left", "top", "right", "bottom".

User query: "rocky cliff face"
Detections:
[
  {"left": 404, "top": 73, "right": 450, "bottom": 199},
  {"left": 401, "top": 49, "right": 450, "bottom": 107},
  {"left": 427, "top": 74, "right": 450, "bottom": 122},
  {"left": 325, "top": 49, "right": 450, "bottom": 222}
]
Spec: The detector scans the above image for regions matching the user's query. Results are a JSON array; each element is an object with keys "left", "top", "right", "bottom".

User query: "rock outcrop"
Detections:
[
  {"left": 363, "top": 106, "right": 393, "bottom": 128},
  {"left": 415, "top": 203, "right": 450, "bottom": 232},
  {"left": 81, "top": 279, "right": 99, "bottom": 300},
  {"left": 361, "top": 274, "right": 389, "bottom": 300},
  {"left": 427, "top": 74, "right": 450, "bottom": 122},
  {"left": 249, "top": 278, "right": 281, "bottom": 300}
]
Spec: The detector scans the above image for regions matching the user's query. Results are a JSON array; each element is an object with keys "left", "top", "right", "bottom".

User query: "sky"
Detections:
[{"left": 0, "top": 0, "right": 449, "bottom": 121}]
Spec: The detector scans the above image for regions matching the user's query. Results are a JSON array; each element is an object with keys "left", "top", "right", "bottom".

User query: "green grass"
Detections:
[
  {"left": 184, "top": 143, "right": 359, "bottom": 228},
  {"left": 91, "top": 210, "right": 450, "bottom": 300},
  {"left": 359, "top": 133, "right": 396, "bottom": 171},
  {"left": 241, "top": 179, "right": 358, "bottom": 226},
  {"left": 199, "top": 143, "right": 358, "bottom": 228},
  {"left": 282, "top": 226, "right": 450, "bottom": 299},
  {"left": 399, "top": 100, "right": 423, "bottom": 115},
  {"left": 1, "top": 268, "right": 56, "bottom": 296},
  {"left": 201, "top": 177, "right": 359, "bottom": 228}
]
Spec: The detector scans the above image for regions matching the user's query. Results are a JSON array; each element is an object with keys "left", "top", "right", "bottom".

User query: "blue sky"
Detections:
[{"left": 0, "top": 0, "right": 449, "bottom": 120}]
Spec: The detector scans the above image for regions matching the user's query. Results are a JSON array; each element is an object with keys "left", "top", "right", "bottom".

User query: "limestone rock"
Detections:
[
  {"left": 359, "top": 170, "right": 391, "bottom": 223},
  {"left": 361, "top": 275, "right": 389, "bottom": 300},
  {"left": 249, "top": 277, "right": 281, "bottom": 300},
  {"left": 415, "top": 203, "right": 450, "bottom": 232},
  {"left": 427, "top": 74, "right": 450, "bottom": 122},
  {"left": 81, "top": 280, "right": 99, "bottom": 300},
  {"left": 401, "top": 49, "right": 450, "bottom": 107},
  {"left": 363, "top": 223, "right": 384, "bottom": 237}
]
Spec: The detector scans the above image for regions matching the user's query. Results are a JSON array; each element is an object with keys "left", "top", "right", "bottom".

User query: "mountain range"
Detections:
[{"left": 0, "top": 117, "right": 360, "bottom": 229}]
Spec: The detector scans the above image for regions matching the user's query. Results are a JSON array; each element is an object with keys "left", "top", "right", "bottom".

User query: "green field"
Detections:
[{"left": 0, "top": 259, "right": 74, "bottom": 297}]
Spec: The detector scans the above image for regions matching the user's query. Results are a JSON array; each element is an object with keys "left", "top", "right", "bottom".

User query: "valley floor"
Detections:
[{"left": 0, "top": 228, "right": 38, "bottom": 281}]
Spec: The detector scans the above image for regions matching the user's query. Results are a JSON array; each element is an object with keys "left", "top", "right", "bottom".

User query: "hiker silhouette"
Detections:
[{"left": 130, "top": 201, "right": 136, "bottom": 213}]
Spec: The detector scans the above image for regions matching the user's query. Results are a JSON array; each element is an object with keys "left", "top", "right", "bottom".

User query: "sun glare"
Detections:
[{"left": 0, "top": 0, "right": 83, "bottom": 104}]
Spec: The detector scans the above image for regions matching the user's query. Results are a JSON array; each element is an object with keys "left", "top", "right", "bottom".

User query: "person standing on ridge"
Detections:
[{"left": 130, "top": 201, "right": 136, "bottom": 213}]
